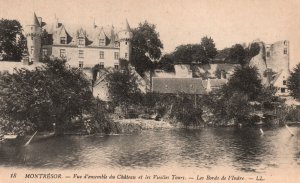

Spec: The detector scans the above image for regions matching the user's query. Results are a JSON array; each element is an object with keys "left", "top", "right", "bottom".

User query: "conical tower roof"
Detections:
[
  {"left": 120, "top": 19, "right": 131, "bottom": 32},
  {"left": 33, "top": 12, "right": 40, "bottom": 26}
]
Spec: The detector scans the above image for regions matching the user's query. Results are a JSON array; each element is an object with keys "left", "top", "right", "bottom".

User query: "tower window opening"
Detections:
[
  {"left": 31, "top": 46, "right": 34, "bottom": 54},
  {"left": 125, "top": 41, "right": 127, "bottom": 45},
  {"left": 284, "top": 48, "right": 288, "bottom": 54},
  {"left": 267, "top": 51, "right": 270, "bottom": 57},
  {"left": 125, "top": 53, "right": 128, "bottom": 59},
  {"left": 42, "top": 48, "right": 47, "bottom": 57},
  {"left": 281, "top": 88, "right": 286, "bottom": 93}
]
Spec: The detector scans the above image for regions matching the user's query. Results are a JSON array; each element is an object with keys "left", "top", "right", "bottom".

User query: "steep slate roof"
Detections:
[
  {"left": 152, "top": 78, "right": 206, "bottom": 94},
  {"left": 33, "top": 12, "right": 40, "bottom": 26},
  {"left": 42, "top": 20, "right": 123, "bottom": 46}
]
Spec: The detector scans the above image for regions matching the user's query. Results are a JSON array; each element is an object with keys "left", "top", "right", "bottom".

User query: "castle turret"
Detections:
[
  {"left": 118, "top": 19, "right": 132, "bottom": 61},
  {"left": 25, "top": 13, "right": 42, "bottom": 64}
]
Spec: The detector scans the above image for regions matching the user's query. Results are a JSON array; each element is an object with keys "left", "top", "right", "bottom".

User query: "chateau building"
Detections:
[{"left": 24, "top": 13, "right": 132, "bottom": 68}]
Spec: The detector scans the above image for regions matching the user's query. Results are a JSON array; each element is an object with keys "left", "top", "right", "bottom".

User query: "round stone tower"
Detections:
[
  {"left": 25, "top": 13, "right": 42, "bottom": 63},
  {"left": 118, "top": 19, "right": 132, "bottom": 61}
]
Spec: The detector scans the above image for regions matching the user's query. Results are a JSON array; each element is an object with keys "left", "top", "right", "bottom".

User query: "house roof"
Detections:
[
  {"left": 209, "top": 79, "right": 227, "bottom": 87},
  {"left": 42, "top": 18, "right": 127, "bottom": 47},
  {"left": 152, "top": 78, "right": 206, "bottom": 94}
]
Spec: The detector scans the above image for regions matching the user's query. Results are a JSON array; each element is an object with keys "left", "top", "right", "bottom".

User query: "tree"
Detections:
[
  {"left": 156, "top": 54, "right": 175, "bottom": 72},
  {"left": 106, "top": 68, "right": 142, "bottom": 108},
  {"left": 0, "top": 58, "right": 93, "bottom": 132},
  {"left": 226, "top": 66, "right": 263, "bottom": 100},
  {"left": 172, "top": 36, "right": 217, "bottom": 65},
  {"left": 0, "top": 19, "right": 25, "bottom": 61},
  {"left": 226, "top": 44, "right": 247, "bottom": 65},
  {"left": 131, "top": 21, "right": 163, "bottom": 76},
  {"left": 200, "top": 36, "right": 217, "bottom": 61},
  {"left": 287, "top": 63, "right": 300, "bottom": 99}
]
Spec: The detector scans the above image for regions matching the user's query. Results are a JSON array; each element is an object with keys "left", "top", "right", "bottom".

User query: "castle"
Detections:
[
  {"left": 24, "top": 13, "right": 132, "bottom": 69},
  {"left": 249, "top": 40, "right": 290, "bottom": 97}
]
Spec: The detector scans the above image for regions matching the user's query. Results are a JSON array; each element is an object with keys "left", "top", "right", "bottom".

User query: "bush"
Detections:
[{"left": 0, "top": 117, "right": 35, "bottom": 136}]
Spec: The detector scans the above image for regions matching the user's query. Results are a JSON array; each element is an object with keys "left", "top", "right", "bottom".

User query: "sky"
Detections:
[{"left": 1, "top": 0, "right": 300, "bottom": 69}]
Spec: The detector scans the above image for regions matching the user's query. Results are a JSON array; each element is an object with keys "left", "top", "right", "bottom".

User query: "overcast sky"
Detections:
[{"left": 1, "top": 0, "right": 299, "bottom": 68}]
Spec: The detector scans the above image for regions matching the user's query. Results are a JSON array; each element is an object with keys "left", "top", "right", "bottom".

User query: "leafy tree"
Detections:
[
  {"left": 106, "top": 68, "right": 142, "bottom": 108},
  {"left": 131, "top": 21, "right": 163, "bottom": 76},
  {"left": 218, "top": 42, "right": 260, "bottom": 66},
  {"left": 0, "top": 19, "right": 25, "bottom": 61},
  {"left": 200, "top": 36, "right": 217, "bottom": 61},
  {"left": 225, "top": 92, "right": 250, "bottom": 122},
  {"left": 172, "top": 36, "right": 217, "bottom": 65},
  {"left": 156, "top": 54, "right": 175, "bottom": 72},
  {"left": 287, "top": 63, "right": 300, "bottom": 99},
  {"left": 226, "top": 44, "right": 247, "bottom": 65},
  {"left": 0, "top": 58, "right": 93, "bottom": 132},
  {"left": 226, "top": 66, "right": 262, "bottom": 100}
]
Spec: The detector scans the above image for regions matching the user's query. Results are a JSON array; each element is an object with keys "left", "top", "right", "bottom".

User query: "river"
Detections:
[{"left": 0, "top": 127, "right": 299, "bottom": 177}]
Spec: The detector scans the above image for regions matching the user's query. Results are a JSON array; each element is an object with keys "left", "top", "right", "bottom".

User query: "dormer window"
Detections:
[
  {"left": 78, "top": 38, "right": 85, "bottom": 46},
  {"left": 60, "top": 37, "right": 66, "bottom": 44},
  {"left": 99, "top": 39, "right": 105, "bottom": 46}
]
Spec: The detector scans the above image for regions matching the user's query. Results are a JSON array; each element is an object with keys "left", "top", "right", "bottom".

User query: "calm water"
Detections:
[{"left": 0, "top": 127, "right": 299, "bottom": 173}]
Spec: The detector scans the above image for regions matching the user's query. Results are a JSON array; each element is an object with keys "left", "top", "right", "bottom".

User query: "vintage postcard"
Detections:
[{"left": 0, "top": 0, "right": 300, "bottom": 182}]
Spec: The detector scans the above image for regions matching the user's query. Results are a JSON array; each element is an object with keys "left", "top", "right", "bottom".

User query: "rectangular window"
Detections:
[
  {"left": 114, "top": 52, "right": 119, "bottom": 60},
  {"left": 60, "top": 49, "right": 66, "bottom": 58},
  {"left": 283, "top": 80, "right": 287, "bottom": 85},
  {"left": 125, "top": 53, "right": 128, "bottom": 59},
  {"left": 31, "top": 46, "right": 34, "bottom": 54},
  {"left": 99, "top": 62, "right": 104, "bottom": 69},
  {"left": 79, "top": 38, "right": 85, "bottom": 46},
  {"left": 79, "top": 50, "right": 84, "bottom": 58},
  {"left": 79, "top": 61, "right": 83, "bottom": 68},
  {"left": 114, "top": 63, "right": 119, "bottom": 69},
  {"left": 266, "top": 51, "right": 270, "bottom": 57},
  {"left": 60, "top": 37, "right": 66, "bottom": 44},
  {"left": 284, "top": 48, "right": 288, "bottom": 54},
  {"left": 281, "top": 88, "right": 286, "bottom": 93},
  {"left": 42, "top": 48, "right": 47, "bottom": 57},
  {"left": 99, "top": 39, "right": 105, "bottom": 46},
  {"left": 99, "top": 51, "right": 104, "bottom": 59}
]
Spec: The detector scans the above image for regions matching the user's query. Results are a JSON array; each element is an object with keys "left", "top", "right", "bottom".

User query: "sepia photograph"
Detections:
[{"left": 0, "top": 0, "right": 300, "bottom": 182}]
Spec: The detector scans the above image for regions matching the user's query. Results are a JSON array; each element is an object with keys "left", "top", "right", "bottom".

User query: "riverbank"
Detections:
[{"left": 112, "top": 118, "right": 173, "bottom": 134}]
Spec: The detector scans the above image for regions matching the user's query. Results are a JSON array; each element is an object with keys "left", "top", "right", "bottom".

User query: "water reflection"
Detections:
[{"left": 0, "top": 127, "right": 299, "bottom": 173}]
